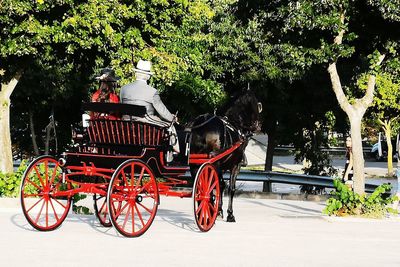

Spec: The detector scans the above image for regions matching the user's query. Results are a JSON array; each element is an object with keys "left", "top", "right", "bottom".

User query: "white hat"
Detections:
[{"left": 134, "top": 60, "right": 154, "bottom": 75}]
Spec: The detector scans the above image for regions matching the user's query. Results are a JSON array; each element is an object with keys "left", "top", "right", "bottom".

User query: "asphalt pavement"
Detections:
[{"left": 1, "top": 196, "right": 400, "bottom": 267}]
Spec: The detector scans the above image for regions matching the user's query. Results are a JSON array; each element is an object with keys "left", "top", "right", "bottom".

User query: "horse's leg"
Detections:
[{"left": 227, "top": 164, "right": 240, "bottom": 222}]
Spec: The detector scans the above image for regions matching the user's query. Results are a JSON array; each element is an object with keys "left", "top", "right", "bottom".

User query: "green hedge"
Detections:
[
  {"left": 323, "top": 179, "right": 398, "bottom": 218},
  {"left": 0, "top": 161, "right": 27, "bottom": 197}
]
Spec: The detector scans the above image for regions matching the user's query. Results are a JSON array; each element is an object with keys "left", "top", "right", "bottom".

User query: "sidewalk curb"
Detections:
[{"left": 322, "top": 215, "right": 400, "bottom": 223}]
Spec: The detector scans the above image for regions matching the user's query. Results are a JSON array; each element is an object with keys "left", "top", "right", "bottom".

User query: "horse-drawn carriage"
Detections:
[{"left": 20, "top": 96, "right": 261, "bottom": 237}]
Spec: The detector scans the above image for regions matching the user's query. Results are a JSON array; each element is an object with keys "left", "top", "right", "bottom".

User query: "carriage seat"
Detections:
[
  {"left": 82, "top": 102, "right": 168, "bottom": 147},
  {"left": 82, "top": 102, "right": 147, "bottom": 118}
]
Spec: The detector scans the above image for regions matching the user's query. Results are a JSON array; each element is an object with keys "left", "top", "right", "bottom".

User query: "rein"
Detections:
[{"left": 185, "top": 115, "right": 217, "bottom": 131}]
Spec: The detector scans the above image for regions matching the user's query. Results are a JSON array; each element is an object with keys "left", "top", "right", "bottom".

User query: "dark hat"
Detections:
[{"left": 95, "top": 68, "right": 120, "bottom": 82}]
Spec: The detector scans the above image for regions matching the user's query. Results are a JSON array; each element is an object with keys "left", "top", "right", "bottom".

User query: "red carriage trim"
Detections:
[{"left": 189, "top": 142, "right": 243, "bottom": 165}]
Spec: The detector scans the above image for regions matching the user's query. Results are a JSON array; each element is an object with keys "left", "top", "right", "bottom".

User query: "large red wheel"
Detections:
[
  {"left": 193, "top": 163, "right": 220, "bottom": 232},
  {"left": 20, "top": 156, "right": 71, "bottom": 231},
  {"left": 107, "top": 159, "right": 159, "bottom": 237}
]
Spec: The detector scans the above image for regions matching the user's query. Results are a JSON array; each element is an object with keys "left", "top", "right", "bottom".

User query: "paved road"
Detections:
[{"left": 1, "top": 196, "right": 399, "bottom": 267}]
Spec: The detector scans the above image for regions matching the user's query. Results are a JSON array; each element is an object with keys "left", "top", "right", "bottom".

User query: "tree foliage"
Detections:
[{"left": 1, "top": 0, "right": 227, "bottom": 160}]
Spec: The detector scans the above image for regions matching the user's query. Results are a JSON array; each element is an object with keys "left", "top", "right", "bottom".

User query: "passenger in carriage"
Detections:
[
  {"left": 120, "top": 59, "right": 180, "bottom": 156},
  {"left": 91, "top": 68, "right": 120, "bottom": 119},
  {"left": 92, "top": 68, "right": 120, "bottom": 103}
]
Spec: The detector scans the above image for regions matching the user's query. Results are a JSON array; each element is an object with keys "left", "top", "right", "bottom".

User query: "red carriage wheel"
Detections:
[
  {"left": 93, "top": 194, "right": 111, "bottom": 227},
  {"left": 107, "top": 159, "right": 159, "bottom": 237},
  {"left": 193, "top": 163, "right": 220, "bottom": 232},
  {"left": 20, "top": 156, "right": 71, "bottom": 231}
]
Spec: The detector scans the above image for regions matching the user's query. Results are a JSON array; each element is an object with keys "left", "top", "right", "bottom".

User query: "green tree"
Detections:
[
  {"left": 234, "top": 0, "right": 400, "bottom": 194},
  {"left": 209, "top": 1, "right": 346, "bottom": 188},
  {"left": 1, "top": 0, "right": 223, "bottom": 172},
  {"left": 363, "top": 73, "right": 400, "bottom": 175}
]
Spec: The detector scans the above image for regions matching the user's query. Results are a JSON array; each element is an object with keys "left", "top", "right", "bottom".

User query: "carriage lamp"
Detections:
[{"left": 58, "top": 157, "right": 66, "bottom": 167}]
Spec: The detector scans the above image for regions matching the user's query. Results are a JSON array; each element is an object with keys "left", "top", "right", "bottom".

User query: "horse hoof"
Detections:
[{"left": 226, "top": 215, "right": 236, "bottom": 222}]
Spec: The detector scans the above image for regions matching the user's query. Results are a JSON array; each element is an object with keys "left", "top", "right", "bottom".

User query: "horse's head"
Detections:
[{"left": 224, "top": 91, "right": 262, "bottom": 134}]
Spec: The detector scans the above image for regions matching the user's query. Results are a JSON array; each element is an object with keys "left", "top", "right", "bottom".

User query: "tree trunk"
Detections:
[
  {"left": 264, "top": 118, "right": 276, "bottom": 171},
  {"left": 45, "top": 124, "right": 50, "bottom": 155},
  {"left": 328, "top": 62, "right": 375, "bottom": 194},
  {"left": 263, "top": 117, "right": 276, "bottom": 192},
  {"left": 29, "top": 109, "right": 40, "bottom": 156},
  {"left": 380, "top": 119, "right": 393, "bottom": 176},
  {"left": 0, "top": 72, "right": 21, "bottom": 173},
  {"left": 349, "top": 114, "right": 365, "bottom": 193}
]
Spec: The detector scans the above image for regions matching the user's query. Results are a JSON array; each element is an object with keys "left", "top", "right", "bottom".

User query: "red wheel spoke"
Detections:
[
  {"left": 51, "top": 197, "right": 68, "bottom": 209},
  {"left": 49, "top": 162, "right": 60, "bottom": 186},
  {"left": 134, "top": 203, "right": 145, "bottom": 227},
  {"left": 195, "top": 193, "right": 203, "bottom": 202},
  {"left": 114, "top": 202, "right": 129, "bottom": 218},
  {"left": 137, "top": 181, "right": 154, "bottom": 195},
  {"left": 26, "top": 197, "right": 44, "bottom": 213},
  {"left": 130, "top": 163, "right": 135, "bottom": 187},
  {"left": 48, "top": 198, "right": 60, "bottom": 221},
  {"left": 137, "top": 201, "right": 153, "bottom": 214},
  {"left": 205, "top": 201, "right": 211, "bottom": 220},
  {"left": 121, "top": 204, "right": 132, "bottom": 230},
  {"left": 201, "top": 203, "right": 208, "bottom": 225},
  {"left": 121, "top": 172, "right": 129, "bottom": 189},
  {"left": 23, "top": 193, "right": 42, "bottom": 198},
  {"left": 198, "top": 173, "right": 204, "bottom": 192},
  {"left": 200, "top": 206, "right": 206, "bottom": 226},
  {"left": 208, "top": 202, "right": 217, "bottom": 213},
  {"left": 207, "top": 180, "right": 218, "bottom": 195},
  {"left": 131, "top": 204, "right": 135, "bottom": 234},
  {"left": 99, "top": 199, "right": 107, "bottom": 214},
  {"left": 33, "top": 166, "right": 45, "bottom": 188},
  {"left": 45, "top": 199, "right": 49, "bottom": 227},
  {"left": 134, "top": 167, "right": 146, "bottom": 190},
  {"left": 26, "top": 177, "right": 43, "bottom": 192},
  {"left": 34, "top": 200, "right": 46, "bottom": 224},
  {"left": 208, "top": 169, "right": 215, "bottom": 189},
  {"left": 45, "top": 160, "right": 49, "bottom": 187},
  {"left": 195, "top": 200, "right": 205, "bottom": 215}
]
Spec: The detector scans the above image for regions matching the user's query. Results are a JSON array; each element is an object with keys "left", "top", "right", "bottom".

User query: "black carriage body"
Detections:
[{"left": 64, "top": 103, "right": 189, "bottom": 181}]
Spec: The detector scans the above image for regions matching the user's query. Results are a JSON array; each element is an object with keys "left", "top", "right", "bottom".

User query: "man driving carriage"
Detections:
[{"left": 120, "top": 60, "right": 180, "bottom": 154}]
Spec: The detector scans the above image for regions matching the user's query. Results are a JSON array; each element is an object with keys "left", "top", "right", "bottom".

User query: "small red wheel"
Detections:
[
  {"left": 93, "top": 194, "right": 111, "bottom": 227},
  {"left": 20, "top": 156, "right": 71, "bottom": 231},
  {"left": 107, "top": 159, "right": 159, "bottom": 237},
  {"left": 193, "top": 163, "right": 220, "bottom": 232}
]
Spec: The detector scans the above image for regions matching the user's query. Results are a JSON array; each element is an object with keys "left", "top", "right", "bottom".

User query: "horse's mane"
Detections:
[{"left": 218, "top": 90, "right": 258, "bottom": 131}]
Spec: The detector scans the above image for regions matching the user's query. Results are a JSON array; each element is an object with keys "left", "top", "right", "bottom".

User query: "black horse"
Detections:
[{"left": 188, "top": 90, "right": 262, "bottom": 222}]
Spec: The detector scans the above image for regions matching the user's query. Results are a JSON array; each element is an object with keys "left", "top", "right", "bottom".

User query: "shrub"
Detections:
[
  {"left": 72, "top": 193, "right": 92, "bottom": 215},
  {"left": 323, "top": 179, "right": 398, "bottom": 218},
  {"left": 0, "top": 161, "right": 27, "bottom": 197}
]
